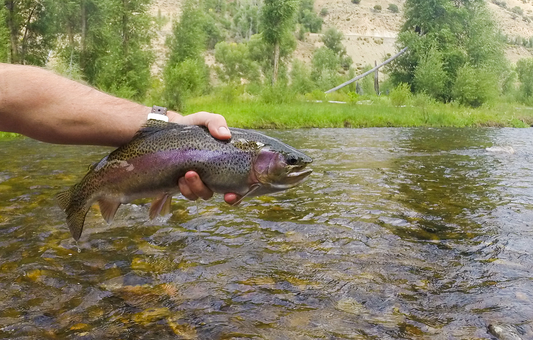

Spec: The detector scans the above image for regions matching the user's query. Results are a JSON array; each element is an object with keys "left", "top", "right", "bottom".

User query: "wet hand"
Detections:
[
  {"left": 169, "top": 111, "right": 242, "bottom": 205},
  {"left": 168, "top": 111, "right": 231, "bottom": 139}
]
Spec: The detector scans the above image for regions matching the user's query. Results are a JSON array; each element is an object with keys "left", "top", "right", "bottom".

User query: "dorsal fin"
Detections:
[
  {"left": 131, "top": 120, "right": 194, "bottom": 141},
  {"left": 132, "top": 119, "right": 171, "bottom": 140}
]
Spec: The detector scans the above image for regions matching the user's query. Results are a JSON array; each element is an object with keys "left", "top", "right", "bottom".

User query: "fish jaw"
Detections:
[{"left": 250, "top": 148, "right": 312, "bottom": 195}]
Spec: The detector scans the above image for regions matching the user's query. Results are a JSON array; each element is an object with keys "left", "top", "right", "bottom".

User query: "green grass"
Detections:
[
  {"left": 2, "top": 96, "right": 531, "bottom": 143},
  {"left": 185, "top": 94, "right": 533, "bottom": 129},
  {"left": 0, "top": 132, "right": 22, "bottom": 140}
]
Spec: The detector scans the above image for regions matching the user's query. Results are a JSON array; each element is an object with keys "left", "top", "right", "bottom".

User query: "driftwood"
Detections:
[{"left": 325, "top": 46, "right": 409, "bottom": 94}]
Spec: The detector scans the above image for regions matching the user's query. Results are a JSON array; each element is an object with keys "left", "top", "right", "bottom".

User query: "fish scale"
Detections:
[{"left": 56, "top": 120, "right": 312, "bottom": 241}]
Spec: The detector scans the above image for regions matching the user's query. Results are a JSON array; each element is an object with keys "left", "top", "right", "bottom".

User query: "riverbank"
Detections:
[
  {"left": 185, "top": 95, "right": 533, "bottom": 129},
  {"left": 2, "top": 97, "right": 532, "bottom": 141}
]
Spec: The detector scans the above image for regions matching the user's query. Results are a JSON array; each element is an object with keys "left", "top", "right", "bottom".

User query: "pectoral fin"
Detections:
[
  {"left": 232, "top": 184, "right": 261, "bottom": 206},
  {"left": 98, "top": 199, "right": 121, "bottom": 224},
  {"left": 149, "top": 194, "right": 172, "bottom": 219}
]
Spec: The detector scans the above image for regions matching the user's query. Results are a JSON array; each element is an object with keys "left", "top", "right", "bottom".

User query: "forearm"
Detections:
[{"left": 0, "top": 63, "right": 182, "bottom": 146}]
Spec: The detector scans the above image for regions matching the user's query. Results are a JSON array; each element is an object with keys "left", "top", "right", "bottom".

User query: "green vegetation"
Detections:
[
  {"left": 2, "top": 0, "right": 533, "bottom": 132},
  {"left": 163, "top": 0, "right": 209, "bottom": 111},
  {"left": 0, "top": 132, "right": 21, "bottom": 139},
  {"left": 184, "top": 93, "right": 533, "bottom": 129},
  {"left": 261, "top": 0, "right": 298, "bottom": 85},
  {"left": 388, "top": 4, "right": 399, "bottom": 13},
  {"left": 390, "top": 0, "right": 507, "bottom": 107}
]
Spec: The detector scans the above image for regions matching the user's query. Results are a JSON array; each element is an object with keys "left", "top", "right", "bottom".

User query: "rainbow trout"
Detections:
[{"left": 56, "top": 120, "right": 312, "bottom": 240}]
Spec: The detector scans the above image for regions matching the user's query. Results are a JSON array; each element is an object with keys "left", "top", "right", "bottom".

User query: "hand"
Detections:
[{"left": 169, "top": 111, "right": 242, "bottom": 206}]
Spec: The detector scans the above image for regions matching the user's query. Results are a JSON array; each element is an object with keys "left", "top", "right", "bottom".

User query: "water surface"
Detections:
[{"left": 1, "top": 128, "right": 532, "bottom": 339}]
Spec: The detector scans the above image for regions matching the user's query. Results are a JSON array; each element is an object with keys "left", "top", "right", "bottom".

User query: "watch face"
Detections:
[{"left": 151, "top": 106, "right": 167, "bottom": 116}]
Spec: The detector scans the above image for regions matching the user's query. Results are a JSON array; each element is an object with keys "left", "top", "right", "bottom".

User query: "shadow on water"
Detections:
[{"left": 0, "top": 129, "right": 533, "bottom": 339}]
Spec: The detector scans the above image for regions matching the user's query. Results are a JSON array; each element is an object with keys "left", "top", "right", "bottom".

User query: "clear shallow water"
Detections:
[{"left": 0, "top": 128, "right": 532, "bottom": 339}]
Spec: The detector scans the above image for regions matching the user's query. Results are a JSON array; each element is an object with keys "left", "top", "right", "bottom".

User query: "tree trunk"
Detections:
[
  {"left": 80, "top": 0, "right": 87, "bottom": 70},
  {"left": 21, "top": 5, "right": 37, "bottom": 64},
  {"left": 272, "top": 42, "right": 280, "bottom": 85},
  {"left": 374, "top": 60, "right": 379, "bottom": 94},
  {"left": 122, "top": 0, "right": 128, "bottom": 55},
  {"left": 5, "top": 0, "right": 18, "bottom": 63}
]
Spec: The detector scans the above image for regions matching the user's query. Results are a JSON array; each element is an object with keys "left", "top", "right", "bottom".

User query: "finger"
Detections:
[
  {"left": 184, "top": 171, "right": 214, "bottom": 200},
  {"left": 178, "top": 176, "right": 198, "bottom": 201},
  {"left": 224, "top": 193, "right": 242, "bottom": 206},
  {"left": 178, "top": 112, "right": 231, "bottom": 140}
]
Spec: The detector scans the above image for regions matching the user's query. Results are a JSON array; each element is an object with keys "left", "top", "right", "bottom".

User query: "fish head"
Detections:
[{"left": 252, "top": 146, "right": 313, "bottom": 192}]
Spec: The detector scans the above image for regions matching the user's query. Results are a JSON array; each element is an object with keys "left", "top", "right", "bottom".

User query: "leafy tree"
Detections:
[
  {"left": 290, "top": 59, "right": 314, "bottom": 94},
  {"left": 93, "top": 0, "right": 154, "bottom": 100},
  {"left": 46, "top": 0, "right": 153, "bottom": 99},
  {"left": 233, "top": 0, "right": 260, "bottom": 41},
  {"left": 163, "top": 0, "right": 208, "bottom": 110},
  {"left": 261, "top": 0, "right": 297, "bottom": 84},
  {"left": 203, "top": 10, "right": 225, "bottom": 49},
  {"left": 516, "top": 58, "right": 533, "bottom": 104},
  {"left": 413, "top": 46, "right": 446, "bottom": 99},
  {"left": 214, "top": 41, "right": 260, "bottom": 84},
  {"left": 311, "top": 47, "right": 341, "bottom": 90},
  {"left": 164, "top": 58, "right": 208, "bottom": 110},
  {"left": 247, "top": 31, "right": 295, "bottom": 84},
  {"left": 390, "top": 0, "right": 507, "bottom": 106},
  {"left": 321, "top": 27, "right": 345, "bottom": 55},
  {"left": 0, "top": 5, "right": 9, "bottom": 62},
  {"left": 4, "top": 0, "right": 56, "bottom": 65},
  {"left": 167, "top": 0, "right": 206, "bottom": 65},
  {"left": 298, "top": 0, "right": 322, "bottom": 33},
  {"left": 321, "top": 27, "right": 352, "bottom": 70},
  {"left": 452, "top": 64, "right": 498, "bottom": 107}
]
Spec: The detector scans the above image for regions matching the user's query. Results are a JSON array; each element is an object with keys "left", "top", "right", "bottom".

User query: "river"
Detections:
[{"left": 0, "top": 128, "right": 532, "bottom": 339}]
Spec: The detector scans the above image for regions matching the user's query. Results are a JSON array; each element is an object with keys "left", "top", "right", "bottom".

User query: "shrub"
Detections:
[
  {"left": 451, "top": 65, "right": 498, "bottom": 107},
  {"left": 351, "top": 0, "right": 361, "bottom": 4},
  {"left": 413, "top": 47, "right": 446, "bottom": 99},
  {"left": 389, "top": 83, "right": 411, "bottom": 106},
  {"left": 388, "top": 4, "right": 399, "bottom": 13},
  {"left": 511, "top": 6, "right": 523, "bottom": 16},
  {"left": 320, "top": 8, "right": 328, "bottom": 16},
  {"left": 261, "top": 85, "right": 296, "bottom": 104},
  {"left": 373, "top": 5, "right": 382, "bottom": 12},
  {"left": 163, "top": 58, "right": 208, "bottom": 111},
  {"left": 516, "top": 58, "right": 533, "bottom": 103},
  {"left": 290, "top": 59, "right": 315, "bottom": 94},
  {"left": 492, "top": 0, "right": 506, "bottom": 8},
  {"left": 305, "top": 89, "right": 326, "bottom": 101}
]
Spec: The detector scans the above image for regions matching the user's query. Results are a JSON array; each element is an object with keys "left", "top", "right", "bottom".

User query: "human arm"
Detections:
[
  {"left": 0, "top": 63, "right": 240, "bottom": 205},
  {"left": 0, "top": 63, "right": 231, "bottom": 145}
]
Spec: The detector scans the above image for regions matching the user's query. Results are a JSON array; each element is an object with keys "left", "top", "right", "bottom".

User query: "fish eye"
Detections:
[{"left": 286, "top": 155, "right": 299, "bottom": 165}]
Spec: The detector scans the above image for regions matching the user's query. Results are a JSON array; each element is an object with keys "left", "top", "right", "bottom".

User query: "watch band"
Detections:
[{"left": 147, "top": 105, "right": 169, "bottom": 122}]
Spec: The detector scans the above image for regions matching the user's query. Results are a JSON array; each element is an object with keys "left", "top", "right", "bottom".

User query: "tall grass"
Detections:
[{"left": 185, "top": 93, "right": 533, "bottom": 129}]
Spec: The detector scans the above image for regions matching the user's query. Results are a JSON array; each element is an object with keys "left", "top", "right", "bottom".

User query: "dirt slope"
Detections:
[{"left": 151, "top": 0, "right": 533, "bottom": 71}]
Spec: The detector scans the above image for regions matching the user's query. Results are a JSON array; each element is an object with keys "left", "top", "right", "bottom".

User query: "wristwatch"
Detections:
[{"left": 147, "top": 105, "right": 169, "bottom": 122}]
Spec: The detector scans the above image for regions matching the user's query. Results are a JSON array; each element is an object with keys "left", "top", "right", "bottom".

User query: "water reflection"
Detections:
[{"left": 0, "top": 128, "right": 532, "bottom": 339}]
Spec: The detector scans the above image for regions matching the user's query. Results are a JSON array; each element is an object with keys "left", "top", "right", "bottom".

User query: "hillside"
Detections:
[{"left": 151, "top": 0, "right": 533, "bottom": 73}]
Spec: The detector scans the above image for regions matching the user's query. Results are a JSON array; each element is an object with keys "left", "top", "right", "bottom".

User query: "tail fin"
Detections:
[{"left": 56, "top": 188, "right": 89, "bottom": 241}]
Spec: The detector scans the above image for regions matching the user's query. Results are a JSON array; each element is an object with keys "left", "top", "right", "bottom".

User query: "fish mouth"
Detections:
[{"left": 286, "top": 166, "right": 313, "bottom": 184}]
